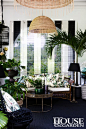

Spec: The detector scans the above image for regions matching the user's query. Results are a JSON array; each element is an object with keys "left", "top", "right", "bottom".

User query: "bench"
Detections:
[{"left": 48, "top": 86, "right": 71, "bottom": 101}]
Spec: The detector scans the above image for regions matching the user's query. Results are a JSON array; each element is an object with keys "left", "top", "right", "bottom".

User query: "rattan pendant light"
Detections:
[
  {"left": 29, "top": 16, "right": 57, "bottom": 34},
  {"left": 15, "top": 0, "right": 74, "bottom": 9}
]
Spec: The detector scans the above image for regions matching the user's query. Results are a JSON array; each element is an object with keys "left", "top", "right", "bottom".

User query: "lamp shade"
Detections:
[
  {"left": 0, "top": 65, "right": 5, "bottom": 78},
  {"left": 68, "top": 63, "right": 80, "bottom": 72},
  {"left": 29, "top": 16, "right": 57, "bottom": 34}
]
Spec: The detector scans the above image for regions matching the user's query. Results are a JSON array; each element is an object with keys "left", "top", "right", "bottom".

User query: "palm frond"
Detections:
[
  {"left": 0, "top": 111, "right": 8, "bottom": 128},
  {"left": 45, "top": 29, "right": 86, "bottom": 58}
]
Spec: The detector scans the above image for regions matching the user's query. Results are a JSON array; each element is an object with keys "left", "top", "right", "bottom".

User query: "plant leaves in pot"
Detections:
[
  {"left": 0, "top": 82, "right": 27, "bottom": 106},
  {"left": 28, "top": 78, "right": 44, "bottom": 94}
]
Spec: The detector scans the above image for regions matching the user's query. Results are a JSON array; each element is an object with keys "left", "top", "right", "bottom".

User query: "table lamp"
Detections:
[{"left": 68, "top": 63, "right": 80, "bottom": 102}]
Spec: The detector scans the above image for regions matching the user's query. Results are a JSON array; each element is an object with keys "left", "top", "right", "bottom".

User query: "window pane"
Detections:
[
  {"left": 14, "top": 21, "right": 20, "bottom": 61},
  {"left": 27, "top": 32, "right": 34, "bottom": 75},
  {"left": 41, "top": 34, "right": 48, "bottom": 74},
  {"left": 55, "top": 45, "right": 61, "bottom": 73}
]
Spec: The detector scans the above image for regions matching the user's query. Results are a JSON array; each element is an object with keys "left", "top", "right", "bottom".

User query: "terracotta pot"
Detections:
[{"left": 17, "top": 98, "right": 23, "bottom": 106}]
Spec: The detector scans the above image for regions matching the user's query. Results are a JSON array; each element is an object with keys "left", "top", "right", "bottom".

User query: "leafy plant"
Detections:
[
  {"left": 46, "top": 29, "right": 86, "bottom": 85},
  {"left": 46, "top": 29, "right": 86, "bottom": 62},
  {"left": 0, "top": 82, "right": 26, "bottom": 101},
  {"left": 0, "top": 111, "right": 8, "bottom": 129},
  {"left": 0, "top": 47, "right": 25, "bottom": 76},
  {"left": 28, "top": 78, "right": 42, "bottom": 88}
]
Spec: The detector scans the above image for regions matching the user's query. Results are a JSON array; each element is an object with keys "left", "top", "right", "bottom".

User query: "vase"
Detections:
[
  {"left": 35, "top": 88, "right": 44, "bottom": 94},
  {"left": 8, "top": 70, "right": 18, "bottom": 83}
]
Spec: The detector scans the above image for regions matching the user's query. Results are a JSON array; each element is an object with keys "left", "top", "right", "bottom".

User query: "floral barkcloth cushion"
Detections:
[{"left": 1, "top": 90, "right": 20, "bottom": 112}]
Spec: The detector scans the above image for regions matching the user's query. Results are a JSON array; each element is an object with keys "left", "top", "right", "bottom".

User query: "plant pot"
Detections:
[
  {"left": 8, "top": 70, "right": 18, "bottom": 82},
  {"left": 35, "top": 88, "right": 44, "bottom": 94},
  {"left": 17, "top": 98, "right": 23, "bottom": 106}
]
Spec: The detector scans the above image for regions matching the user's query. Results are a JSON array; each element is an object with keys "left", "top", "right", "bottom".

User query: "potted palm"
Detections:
[
  {"left": 46, "top": 29, "right": 86, "bottom": 85},
  {"left": 0, "top": 82, "right": 26, "bottom": 106}
]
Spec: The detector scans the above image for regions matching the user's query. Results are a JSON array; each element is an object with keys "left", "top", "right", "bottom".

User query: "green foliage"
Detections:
[
  {"left": 46, "top": 29, "right": 86, "bottom": 59},
  {"left": 5, "top": 58, "right": 25, "bottom": 70},
  {"left": 0, "top": 111, "right": 8, "bottom": 129},
  {"left": 0, "top": 58, "right": 25, "bottom": 76},
  {"left": 0, "top": 82, "right": 26, "bottom": 101},
  {"left": 27, "top": 65, "right": 34, "bottom": 75},
  {"left": 41, "top": 61, "right": 48, "bottom": 73},
  {"left": 28, "top": 78, "right": 42, "bottom": 88}
]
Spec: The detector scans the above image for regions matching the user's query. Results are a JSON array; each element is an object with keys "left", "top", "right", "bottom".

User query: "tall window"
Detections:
[
  {"left": 14, "top": 21, "right": 20, "bottom": 61},
  {"left": 13, "top": 20, "right": 75, "bottom": 76}
]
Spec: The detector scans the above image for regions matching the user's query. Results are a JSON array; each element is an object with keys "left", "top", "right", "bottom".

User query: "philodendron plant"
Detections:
[
  {"left": 0, "top": 82, "right": 26, "bottom": 101},
  {"left": 28, "top": 78, "right": 42, "bottom": 88}
]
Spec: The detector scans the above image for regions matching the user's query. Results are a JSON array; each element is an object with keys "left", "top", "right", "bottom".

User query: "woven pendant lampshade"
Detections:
[
  {"left": 29, "top": 16, "right": 57, "bottom": 34},
  {"left": 15, "top": 0, "right": 74, "bottom": 9}
]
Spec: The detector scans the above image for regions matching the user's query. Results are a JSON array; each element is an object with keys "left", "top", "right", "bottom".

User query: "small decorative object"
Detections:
[{"left": 35, "top": 88, "right": 44, "bottom": 94}]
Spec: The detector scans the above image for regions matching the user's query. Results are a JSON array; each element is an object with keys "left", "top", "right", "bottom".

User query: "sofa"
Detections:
[{"left": 19, "top": 73, "right": 74, "bottom": 101}]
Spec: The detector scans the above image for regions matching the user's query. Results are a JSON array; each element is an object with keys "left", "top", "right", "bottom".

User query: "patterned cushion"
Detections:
[
  {"left": 63, "top": 80, "right": 70, "bottom": 88},
  {"left": 1, "top": 90, "right": 20, "bottom": 112}
]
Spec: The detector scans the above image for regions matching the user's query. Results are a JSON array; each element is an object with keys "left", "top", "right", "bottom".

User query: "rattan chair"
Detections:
[{"left": 0, "top": 89, "right": 33, "bottom": 129}]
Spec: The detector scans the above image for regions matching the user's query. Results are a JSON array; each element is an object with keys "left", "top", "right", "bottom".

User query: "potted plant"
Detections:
[
  {"left": 0, "top": 47, "right": 25, "bottom": 82},
  {"left": 28, "top": 78, "right": 43, "bottom": 94},
  {"left": 46, "top": 29, "right": 86, "bottom": 85},
  {"left": 6, "top": 58, "right": 25, "bottom": 82},
  {"left": 0, "top": 82, "right": 27, "bottom": 106}
]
